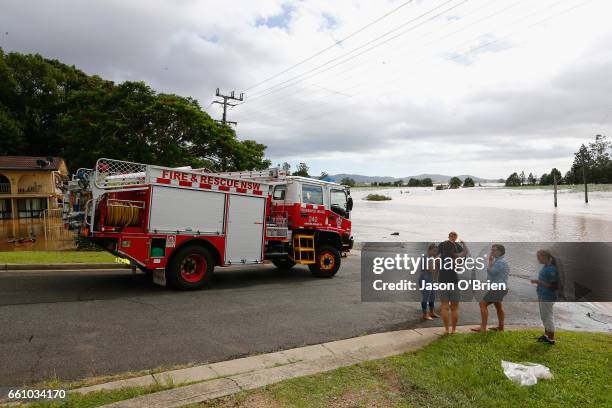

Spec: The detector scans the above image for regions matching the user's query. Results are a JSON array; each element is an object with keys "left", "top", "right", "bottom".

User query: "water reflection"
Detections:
[{"left": 0, "top": 218, "right": 75, "bottom": 251}]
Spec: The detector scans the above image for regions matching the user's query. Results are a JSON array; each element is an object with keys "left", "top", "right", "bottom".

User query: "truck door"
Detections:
[{"left": 225, "top": 194, "right": 266, "bottom": 264}]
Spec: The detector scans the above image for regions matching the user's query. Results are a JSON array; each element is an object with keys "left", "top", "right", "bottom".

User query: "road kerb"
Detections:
[
  {"left": 82, "top": 325, "right": 531, "bottom": 407},
  {"left": 0, "top": 263, "right": 130, "bottom": 271}
]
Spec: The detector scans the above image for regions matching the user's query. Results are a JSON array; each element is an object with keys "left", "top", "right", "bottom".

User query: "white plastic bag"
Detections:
[{"left": 501, "top": 360, "right": 553, "bottom": 386}]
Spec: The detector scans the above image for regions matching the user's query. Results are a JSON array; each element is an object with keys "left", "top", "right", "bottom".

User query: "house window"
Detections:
[
  {"left": 17, "top": 198, "right": 47, "bottom": 218},
  {"left": 0, "top": 199, "right": 11, "bottom": 219}
]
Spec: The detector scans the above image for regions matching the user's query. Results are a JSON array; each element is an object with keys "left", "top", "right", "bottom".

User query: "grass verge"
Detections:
[
  {"left": 200, "top": 330, "right": 611, "bottom": 408},
  {"left": 0, "top": 251, "right": 115, "bottom": 264}
]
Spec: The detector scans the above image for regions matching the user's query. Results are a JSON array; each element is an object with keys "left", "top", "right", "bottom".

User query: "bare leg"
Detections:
[
  {"left": 471, "top": 301, "right": 488, "bottom": 332},
  {"left": 450, "top": 301, "right": 459, "bottom": 333},
  {"left": 493, "top": 302, "right": 504, "bottom": 331},
  {"left": 440, "top": 301, "right": 450, "bottom": 334}
]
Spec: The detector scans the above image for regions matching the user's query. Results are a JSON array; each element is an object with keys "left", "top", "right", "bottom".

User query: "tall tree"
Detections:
[
  {"left": 292, "top": 162, "right": 310, "bottom": 177},
  {"left": 0, "top": 48, "right": 271, "bottom": 171}
]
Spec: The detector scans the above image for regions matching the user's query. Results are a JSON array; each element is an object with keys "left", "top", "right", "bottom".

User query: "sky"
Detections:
[{"left": 1, "top": 0, "right": 612, "bottom": 178}]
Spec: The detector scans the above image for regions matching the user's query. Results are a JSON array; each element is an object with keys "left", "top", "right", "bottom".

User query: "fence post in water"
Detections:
[
  {"left": 553, "top": 175, "right": 558, "bottom": 207},
  {"left": 583, "top": 166, "right": 588, "bottom": 203}
]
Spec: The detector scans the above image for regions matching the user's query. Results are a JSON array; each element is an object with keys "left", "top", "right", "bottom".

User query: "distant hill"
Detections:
[
  {"left": 329, "top": 173, "right": 492, "bottom": 184},
  {"left": 328, "top": 174, "right": 397, "bottom": 184}
]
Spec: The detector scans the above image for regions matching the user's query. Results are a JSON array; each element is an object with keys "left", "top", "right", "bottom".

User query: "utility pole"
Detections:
[
  {"left": 212, "top": 88, "right": 244, "bottom": 126},
  {"left": 553, "top": 174, "right": 558, "bottom": 208}
]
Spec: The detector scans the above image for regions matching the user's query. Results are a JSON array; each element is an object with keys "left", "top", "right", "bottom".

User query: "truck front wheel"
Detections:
[
  {"left": 166, "top": 245, "right": 214, "bottom": 290},
  {"left": 309, "top": 245, "right": 341, "bottom": 278}
]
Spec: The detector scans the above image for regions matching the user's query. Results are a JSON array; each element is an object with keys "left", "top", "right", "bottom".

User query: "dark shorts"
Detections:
[
  {"left": 438, "top": 287, "right": 461, "bottom": 302},
  {"left": 483, "top": 289, "right": 508, "bottom": 303}
]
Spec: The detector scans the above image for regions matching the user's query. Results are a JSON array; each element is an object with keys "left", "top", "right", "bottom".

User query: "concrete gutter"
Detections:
[
  {"left": 0, "top": 263, "right": 130, "bottom": 271},
  {"left": 72, "top": 325, "right": 532, "bottom": 408}
]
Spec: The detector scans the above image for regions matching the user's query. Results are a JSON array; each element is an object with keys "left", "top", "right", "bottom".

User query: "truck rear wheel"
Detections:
[
  {"left": 166, "top": 245, "right": 213, "bottom": 290},
  {"left": 309, "top": 245, "right": 341, "bottom": 278},
  {"left": 272, "top": 258, "right": 296, "bottom": 270}
]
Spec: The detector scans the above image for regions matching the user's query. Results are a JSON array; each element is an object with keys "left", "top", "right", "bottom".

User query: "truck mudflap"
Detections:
[{"left": 153, "top": 268, "right": 166, "bottom": 286}]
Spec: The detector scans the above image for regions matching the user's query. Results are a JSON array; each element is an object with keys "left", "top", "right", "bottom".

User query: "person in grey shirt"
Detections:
[{"left": 471, "top": 244, "right": 509, "bottom": 332}]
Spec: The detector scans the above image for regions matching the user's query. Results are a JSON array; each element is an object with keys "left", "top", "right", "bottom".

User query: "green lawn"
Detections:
[
  {"left": 4, "top": 331, "right": 609, "bottom": 408},
  {"left": 201, "top": 330, "right": 611, "bottom": 408},
  {"left": 0, "top": 251, "right": 116, "bottom": 264}
]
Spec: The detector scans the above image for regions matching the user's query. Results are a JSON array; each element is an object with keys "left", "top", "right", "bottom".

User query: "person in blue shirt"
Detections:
[
  {"left": 531, "top": 249, "right": 559, "bottom": 345},
  {"left": 471, "top": 244, "right": 509, "bottom": 332}
]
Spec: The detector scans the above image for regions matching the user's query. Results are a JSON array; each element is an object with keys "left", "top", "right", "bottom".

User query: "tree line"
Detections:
[
  {"left": 0, "top": 48, "right": 270, "bottom": 171},
  {"left": 505, "top": 135, "right": 611, "bottom": 186}
]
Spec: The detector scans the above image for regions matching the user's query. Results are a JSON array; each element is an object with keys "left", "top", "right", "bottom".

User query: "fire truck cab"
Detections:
[{"left": 67, "top": 159, "right": 353, "bottom": 290}]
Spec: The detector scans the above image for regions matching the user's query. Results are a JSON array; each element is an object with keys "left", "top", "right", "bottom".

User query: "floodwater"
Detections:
[
  {"left": 352, "top": 185, "right": 612, "bottom": 333},
  {"left": 0, "top": 218, "right": 75, "bottom": 251},
  {"left": 351, "top": 185, "right": 612, "bottom": 242}
]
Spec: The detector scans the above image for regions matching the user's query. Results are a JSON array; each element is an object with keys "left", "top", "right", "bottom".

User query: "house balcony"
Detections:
[{"left": 0, "top": 183, "right": 10, "bottom": 194}]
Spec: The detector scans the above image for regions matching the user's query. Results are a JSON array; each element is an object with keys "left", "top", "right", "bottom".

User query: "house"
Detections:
[{"left": 0, "top": 156, "right": 69, "bottom": 219}]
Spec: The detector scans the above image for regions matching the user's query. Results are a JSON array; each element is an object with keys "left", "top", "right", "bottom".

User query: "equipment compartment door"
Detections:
[{"left": 225, "top": 195, "right": 265, "bottom": 264}]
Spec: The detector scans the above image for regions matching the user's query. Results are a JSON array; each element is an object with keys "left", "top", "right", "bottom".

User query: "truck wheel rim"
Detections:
[
  {"left": 319, "top": 252, "right": 335, "bottom": 271},
  {"left": 180, "top": 254, "right": 206, "bottom": 283}
]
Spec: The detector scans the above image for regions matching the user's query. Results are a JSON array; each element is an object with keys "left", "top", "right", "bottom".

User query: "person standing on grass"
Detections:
[
  {"left": 471, "top": 244, "right": 509, "bottom": 332},
  {"left": 531, "top": 249, "right": 559, "bottom": 345},
  {"left": 419, "top": 243, "right": 440, "bottom": 321},
  {"left": 438, "top": 231, "right": 468, "bottom": 334}
]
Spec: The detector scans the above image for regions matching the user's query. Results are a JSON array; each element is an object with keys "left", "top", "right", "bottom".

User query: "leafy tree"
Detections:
[
  {"left": 463, "top": 177, "right": 475, "bottom": 187},
  {"left": 340, "top": 177, "right": 356, "bottom": 187},
  {"left": 527, "top": 172, "right": 536, "bottom": 185},
  {"left": 421, "top": 178, "right": 433, "bottom": 187},
  {"left": 539, "top": 168, "right": 562, "bottom": 185},
  {"left": 449, "top": 177, "right": 462, "bottom": 189},
  {"left": 505, "top": 172, "right": 521, "bottom": 187},
  {"left": 0, "top": 48, "right": 271, "bottom": 171},
  {"left": 519, "top": 171, "right": 526, "bottom": 186},
  {"left": 292, "top": 162, "right": 310, "bottom": 177},
  {"left": 281, "top": 162, "right": 291, "bottom": 173}
]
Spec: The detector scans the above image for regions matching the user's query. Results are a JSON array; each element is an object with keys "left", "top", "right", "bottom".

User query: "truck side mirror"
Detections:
[{"left": 347, "top": 196, "right": 353, "bottom": 212}]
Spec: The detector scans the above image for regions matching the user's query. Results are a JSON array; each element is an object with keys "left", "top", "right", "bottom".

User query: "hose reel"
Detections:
[{"left": 105, "top": 199, "right": 144, "bottom": 227}]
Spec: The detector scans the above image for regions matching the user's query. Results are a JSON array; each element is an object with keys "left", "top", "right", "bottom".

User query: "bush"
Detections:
[{"left": 364, "top": 194, "right": 392, "bottom": 201}]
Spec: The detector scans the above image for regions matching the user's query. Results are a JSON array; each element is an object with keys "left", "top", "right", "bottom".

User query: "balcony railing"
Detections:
[
  {"left": 0, "top": 183, "right": 10, "bottom": 194},
  {"left": 18, "top": 185, "right": 43, "bottom": 194}
]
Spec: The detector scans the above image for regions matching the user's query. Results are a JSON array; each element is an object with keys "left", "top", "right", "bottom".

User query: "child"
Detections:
[
  {"left": 531, "top": 249, "right": 559, "bottom": 345},
  {"left": 420, "top": 243, "right": 440, "bottom": 320}
]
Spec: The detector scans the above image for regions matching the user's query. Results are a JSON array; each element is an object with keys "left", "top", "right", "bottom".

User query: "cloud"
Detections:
[{"left": 1, "top": 0, "right": 611, "bottom": 177}]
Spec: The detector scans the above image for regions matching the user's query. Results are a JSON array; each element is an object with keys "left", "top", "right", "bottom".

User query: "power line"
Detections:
[
  {"left": 240, "top": 0, "right": 507, "bottom": 115},
  {"left": 244, "top": 0, "right": 467, "bottom": 101},
  {"left": 242, "top": 0, "right": 417, "bottom": 92},
  {"left": 237, "top": 0, "right": 585, "bottom": 125}
]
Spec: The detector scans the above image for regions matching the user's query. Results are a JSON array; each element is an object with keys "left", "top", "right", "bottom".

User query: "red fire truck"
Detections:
[{"left": 68, "top": 158, "right": 353, "bottom": 289}]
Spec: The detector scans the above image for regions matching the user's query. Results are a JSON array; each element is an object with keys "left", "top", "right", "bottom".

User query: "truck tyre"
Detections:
[
  {"left": 309, "top": 245, "right": 341, "bottom": 278},
  {"left": 272, "top": 258, "right": 296, "bottom": 270},
  {"left": 166, "top": 245, "right": 214, "bottom": 290}
]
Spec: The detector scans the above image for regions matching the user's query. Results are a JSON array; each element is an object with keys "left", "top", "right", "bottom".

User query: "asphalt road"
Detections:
[{"left": 0, "top": 253, "right": 607, "bottom": 387}]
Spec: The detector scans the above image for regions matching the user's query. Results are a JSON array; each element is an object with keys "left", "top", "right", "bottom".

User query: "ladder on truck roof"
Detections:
[
  {"left": 214, "top": 168, "right": 288, "bottom": 182},
  {"left": 92, "top": 158, "right": 277, "bottom": 190}
]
